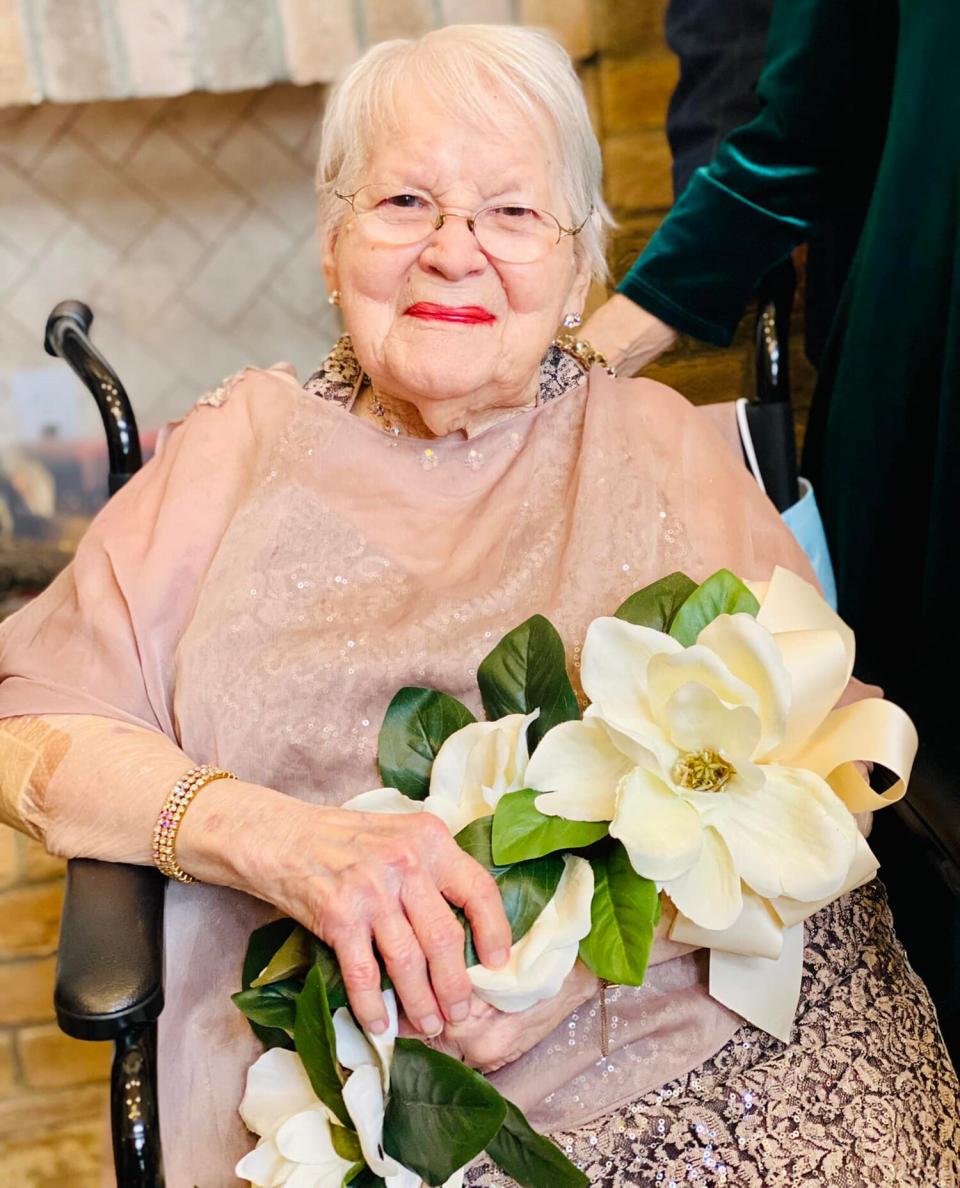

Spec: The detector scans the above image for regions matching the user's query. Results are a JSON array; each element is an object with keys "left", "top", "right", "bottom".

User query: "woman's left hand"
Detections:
[{"left": 400, "top": 961, "right": 599, "bottom": 1073}]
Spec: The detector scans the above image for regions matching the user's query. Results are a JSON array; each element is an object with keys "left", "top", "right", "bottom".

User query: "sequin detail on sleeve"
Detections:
[{"left": 196, "top": 369, "right": 251, "bottom": 408}]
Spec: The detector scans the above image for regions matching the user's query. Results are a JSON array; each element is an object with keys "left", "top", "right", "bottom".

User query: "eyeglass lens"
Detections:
[{"left": 348, "top": 186, "right": 564, "bottom": 264}]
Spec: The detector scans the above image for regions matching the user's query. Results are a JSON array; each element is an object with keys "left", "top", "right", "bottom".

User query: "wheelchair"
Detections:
[{"left": 40, "top": 288, "right": 960, "bottom": 1187}]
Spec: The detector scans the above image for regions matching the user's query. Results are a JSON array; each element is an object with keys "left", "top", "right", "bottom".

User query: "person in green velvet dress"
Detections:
[{"left": 584, "top": 0, "right": 959, "bottom": 719}]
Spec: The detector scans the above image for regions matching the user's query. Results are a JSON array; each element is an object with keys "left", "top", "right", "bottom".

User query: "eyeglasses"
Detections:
[{"left": 335, "top": 184, "right": 589, "bottom": 265}]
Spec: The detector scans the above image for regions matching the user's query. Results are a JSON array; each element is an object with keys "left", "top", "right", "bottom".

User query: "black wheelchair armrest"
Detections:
[
  {"left": 894, "top": 737, "right": 960, "bottom": 898},
  {"left": 55, "top": 859, "right": 165, "bottom": 1041},
  {"left": 873, "top": 724, "right": 960, "bottom": 1063}
]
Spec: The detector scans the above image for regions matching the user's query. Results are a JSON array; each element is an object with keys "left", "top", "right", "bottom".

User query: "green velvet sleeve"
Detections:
[{"left": 618, "top": 0, "right": 874, "bottom": 346}]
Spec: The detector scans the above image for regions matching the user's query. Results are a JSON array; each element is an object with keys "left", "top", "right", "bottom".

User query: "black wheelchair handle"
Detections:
[
  {"left": 44, "top": 299, "right": 95, "bottom": 349},
  {"left": 753, "top": 257, "right": 796, "bottom": 406},
  {"left": 44, "top": 300, "right": 143, "bottom": 494}
]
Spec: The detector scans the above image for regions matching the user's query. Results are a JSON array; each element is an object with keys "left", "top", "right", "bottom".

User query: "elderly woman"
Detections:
[{"left": 1, "top": 24, "right": 957, "bottom": 1188}]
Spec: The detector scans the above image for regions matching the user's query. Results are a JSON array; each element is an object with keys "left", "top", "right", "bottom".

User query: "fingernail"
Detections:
[
  {"left": 449, "top": 999, "right": 470, "bottom": 1022},
  {"left": 419, "top": 1013, "right": 443, "bottom": 1037},
  {"left": 368, "top": 1017, "right": 388, "bottom": 1035},
  {"left": 489, "top": 948, "right": 509, "bottom": 968}
]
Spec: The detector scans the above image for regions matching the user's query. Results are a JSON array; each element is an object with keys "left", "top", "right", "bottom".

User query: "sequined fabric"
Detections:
[
  {"left": 466, "top": 880, "right": 960, "bottom": 1187},
  {"left": 302, "top": 335, "right": 362, "bottom": 408}
]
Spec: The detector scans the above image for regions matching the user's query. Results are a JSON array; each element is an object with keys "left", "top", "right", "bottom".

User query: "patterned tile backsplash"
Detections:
[{"left": 0, "top": 84, "right": 339, "bottom": 442}]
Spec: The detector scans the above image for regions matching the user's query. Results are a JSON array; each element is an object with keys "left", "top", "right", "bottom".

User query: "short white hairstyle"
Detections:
[{"left": 315, "top": 24, "right": 613, "bottom": 281}]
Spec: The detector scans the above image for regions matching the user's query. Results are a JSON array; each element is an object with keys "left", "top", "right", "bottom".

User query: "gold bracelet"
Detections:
[
  {"left": 152, "top": 764, "right": 236, "bottom": 884},
  {"left": 553, "top": 332, "right": 617, "bottom": 376}
]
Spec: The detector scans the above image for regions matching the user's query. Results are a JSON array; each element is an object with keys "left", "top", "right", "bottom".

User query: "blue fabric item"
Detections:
[{"left": 781, "top": 477, "right": 836, "bottom": 610}]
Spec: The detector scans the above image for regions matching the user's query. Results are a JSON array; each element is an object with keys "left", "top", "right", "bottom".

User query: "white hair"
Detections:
[{"left": 315, "top": 24, "right": 613, "bottom": 281}]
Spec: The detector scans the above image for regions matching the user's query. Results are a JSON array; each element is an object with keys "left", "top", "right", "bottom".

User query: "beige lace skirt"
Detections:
[{"left": 466, "top": 881, "right": 960, "bottom": 1187}]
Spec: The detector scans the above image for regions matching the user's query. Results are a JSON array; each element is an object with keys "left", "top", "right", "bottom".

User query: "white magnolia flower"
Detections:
[
  {"left": 526, "top": 570, "right": 860, "bottom": 931},
  {"left": 344, "top": 711, "right": 537, "bottom": 836},
  {"left": 468, "top": 854, "right": 594, "bottom": 1012},
  {"left": 237, "top": 991, "right": 464, "bottom": 1188},
  {"left": 422, "top": 710, "right": 538, "bottom": 834},
  {"left": 235, "top": 1048, "right": 355, "bottom": 1188}
]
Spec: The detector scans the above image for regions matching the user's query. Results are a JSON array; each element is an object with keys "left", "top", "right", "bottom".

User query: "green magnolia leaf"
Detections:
[
  {"left": 311, "top": 937, "right": 348, "bottom": 1013},
  {"left": 486, "top": 1098, "right": 588, "bottom": 1188},
  {"left": 251, "top": 924, "right": 312, "bottom": 987},
  {"left": 294, "top": 966, "right": 350, "bottom": 1126},
  {"left": 384, "top": 1039, "right": 506, "bottom": 1185},
  {"left": 578, "top": 840, "right": 660, "bottom": 985},
  {"left": 312, "top": 937, "right": 391, "bottom": 1014},
  {"left": 477, "top": 615, "right": 579, "bottom": 751},
  {"left": 454, "top": 813, "right": 510, "bottom": 867},
  {"left": 454, "top": 816, "right": 564, "bottom": 967},
  {"left": 231, "top": 979, "right": 300, "bottom": 1034},
  {"left": 378, "top": 687, "right": 476, "bottom": 800},
  {"left": 669, "top": 568, "right": 760, "bottom": 647},
  {"left": 243, "top": 918, "right": 298, "bottom": 988},
  {"left": 331, "top": 1124, "right": 363, "bottom": 1163},
  {"left": 491, "top": 788, "right": 608, "bottom": 864},
  {"left": 240, "top": 918, "right": 300, "bottom": 1050},
  {"left": 344, "top": 1166, "right": 385, "bottom": 1188},
  {"left": 614, "top": 571, "right": 697, "bottom": 631}
]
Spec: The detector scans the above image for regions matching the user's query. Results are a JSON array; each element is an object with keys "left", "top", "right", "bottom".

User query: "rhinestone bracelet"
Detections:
[
  {"left": 553, "top": 332, "right": 617, "bottom": 376},
  {"left": 152, "top": 764, "right": 237, "bottom": 883}
]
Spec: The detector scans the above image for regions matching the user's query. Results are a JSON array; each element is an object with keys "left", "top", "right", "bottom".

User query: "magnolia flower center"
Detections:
[{"left": 672, "top": 748, "right": 735, "bottom": 793}]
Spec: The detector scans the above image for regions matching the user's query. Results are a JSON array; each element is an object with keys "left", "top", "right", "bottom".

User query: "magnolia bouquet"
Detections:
[{"left": 233, "top": 566, "right": 916, "bottom": 1187}]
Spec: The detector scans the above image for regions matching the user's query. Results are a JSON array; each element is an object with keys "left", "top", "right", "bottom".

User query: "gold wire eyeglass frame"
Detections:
[{"left": 335, "top": 185, "right": 590, "bottom": 260}]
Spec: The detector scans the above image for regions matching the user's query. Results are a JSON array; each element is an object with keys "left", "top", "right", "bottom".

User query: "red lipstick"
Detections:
[{"left": 405, "top": 302, "right": 496, "bottom": 324}]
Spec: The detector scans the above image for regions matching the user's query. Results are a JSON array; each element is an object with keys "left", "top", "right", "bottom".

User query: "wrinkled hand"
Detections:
[
  {"left": 226, "top": 798, "right": 512, "bottom": 1041},
  {"left": 580, "top": 293, "right": 678, "bottom": 377},
  {"left": 403, "top": 961, "right": 599, "bottom": 1073}
]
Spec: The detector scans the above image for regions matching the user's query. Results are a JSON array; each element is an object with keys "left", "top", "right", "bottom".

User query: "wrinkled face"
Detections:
[{"left": 323, "top": 83, "right": 591, "bottom": 428}]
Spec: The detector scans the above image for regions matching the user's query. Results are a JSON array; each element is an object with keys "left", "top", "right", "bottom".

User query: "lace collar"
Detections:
[{"left": 302, "top": 335, "right": 588, "bottom": 410}]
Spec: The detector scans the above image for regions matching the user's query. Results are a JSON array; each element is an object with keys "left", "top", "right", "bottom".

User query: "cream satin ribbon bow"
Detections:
[{"left": 669, "top": 567, "right": 917, "bottom": 1041}]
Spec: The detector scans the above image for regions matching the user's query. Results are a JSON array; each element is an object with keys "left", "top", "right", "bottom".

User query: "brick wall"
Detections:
[
  {"left": 0, "top": 829, "right": 110, "bottom": 1154},
  {"left": 0, "top": 0, "right": 817, "bottom": 1176}
]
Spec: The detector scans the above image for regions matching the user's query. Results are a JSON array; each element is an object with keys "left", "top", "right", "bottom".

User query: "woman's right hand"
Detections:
[
  {"left": 178, "top": 783, "right": 512, "bottom": 1039},
  {"left": 580, "top": 292, "right": 678, "bottom": 376}
]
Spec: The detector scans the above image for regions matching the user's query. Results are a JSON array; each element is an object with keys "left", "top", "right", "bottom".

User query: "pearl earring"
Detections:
[
  {"left": 562, "top": 311, "right": 582, "bottom": 329},
  {"left": 328, "top": 290, "right": 341, "bottom": 306}
]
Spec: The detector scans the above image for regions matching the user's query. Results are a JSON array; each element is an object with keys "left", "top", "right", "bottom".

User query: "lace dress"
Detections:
[{"left": 466, "top": 880, "right": 960, "bottom": 1187}]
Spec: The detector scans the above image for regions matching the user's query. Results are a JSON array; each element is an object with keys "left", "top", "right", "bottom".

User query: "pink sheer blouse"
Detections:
[{"left": 0, "top": 363, "right": 819, "bottom": 1185}]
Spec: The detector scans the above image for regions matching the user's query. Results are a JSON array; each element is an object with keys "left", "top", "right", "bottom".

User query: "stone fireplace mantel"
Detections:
[{"left": 1, "top": 0, "right": 560, "bottom": 109}]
